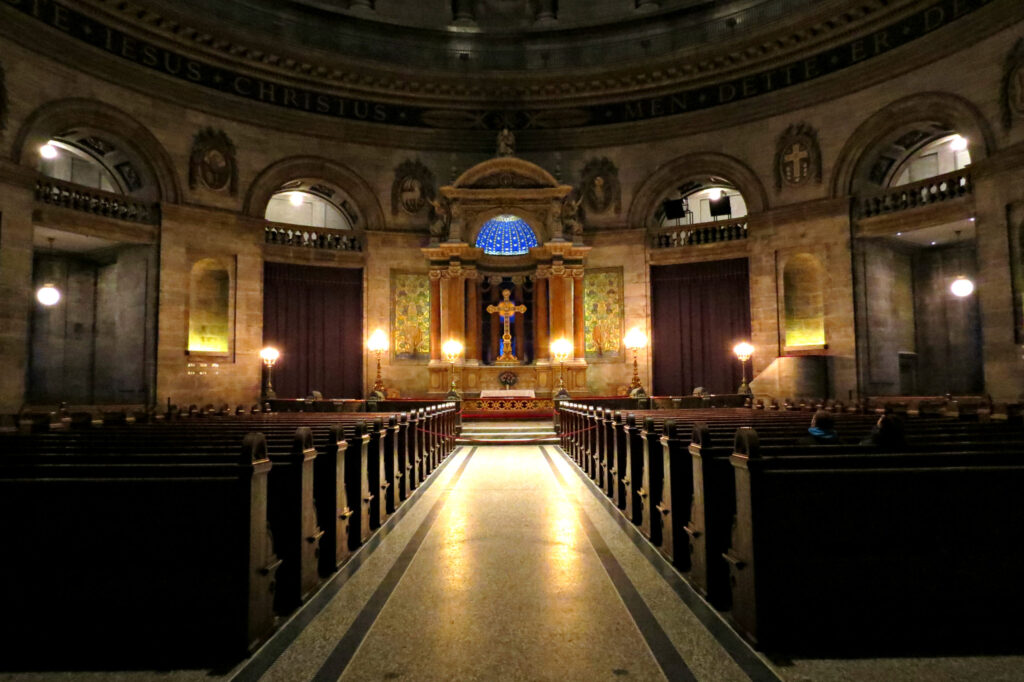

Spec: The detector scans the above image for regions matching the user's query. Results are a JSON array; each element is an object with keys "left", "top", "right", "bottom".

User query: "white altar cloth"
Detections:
[{"left": 479, "top": 389, "right": 536, "bottom": 399}]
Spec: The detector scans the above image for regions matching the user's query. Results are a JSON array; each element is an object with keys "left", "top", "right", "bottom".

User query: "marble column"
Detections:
[
  {"left": 0, "top": 172, "right": 36, "bottom": 412},
  {"left": 573, "top": 270, "right": 585, "bottom": 361},
  {"left": 548, "top": 270, "right": 568, "bottom": 342},
  {"left": 466, "top": 273, "right": 479, "bottom": 362},
  {"left": 489, "top": 281, "right": 501, "bottom": 361},
  {"left": 513, "top": 280, "right": 526, "bottom": 362},
  {"left": 534, "top": 273, "right": 549, "bottom": 360},
  {"left": 445, "top": 270, "right": 466, "bottom": 344},
  {"left": 429, "top": 272, "right": 442, "bottom": 362}
]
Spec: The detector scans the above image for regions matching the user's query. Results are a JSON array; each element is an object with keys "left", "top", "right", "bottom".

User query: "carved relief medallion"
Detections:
[
  {"left": 391, "top": 159, "right": 436, "bottom": 215},
  {"left": 774, "top": 123, "right": 822, "bottom": 190},
  {"left": 1001, "top": 39, "right": 1024, "bottom": 130},
  {"left": 579, "top": 157, "right": 621, "bottom": 215},
  {"left": 189, "top": 128, "right": 238, "bottom": 195}
]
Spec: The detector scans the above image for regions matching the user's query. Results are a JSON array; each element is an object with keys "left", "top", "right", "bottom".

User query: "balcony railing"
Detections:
[
  {"left": 858, "top": 168, "right": 972, "bottom": 219},
  {"left": 265, "top": 223, "right": 362, "bottom": 252},
  {"left": 35, "top": 178, "right": 160, "bottom": 225},
  {"left": 651, "top": 218, "right": 748, "bottom": 249}
]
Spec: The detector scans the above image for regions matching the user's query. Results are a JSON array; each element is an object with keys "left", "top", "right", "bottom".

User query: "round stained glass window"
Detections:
[{"left": 474, "top": 214, "right": 539, "bottom": 256}]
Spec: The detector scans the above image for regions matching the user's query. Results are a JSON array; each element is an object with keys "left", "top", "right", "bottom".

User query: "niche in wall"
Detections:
[
  {"left": 783, "top": 253, "right": 827, "bottom": 350},
  {"left": 187, "top": 257, "right": 234, "bottom": 356}
]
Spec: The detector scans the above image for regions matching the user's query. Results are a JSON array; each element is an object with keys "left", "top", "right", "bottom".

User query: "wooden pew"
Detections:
[
  {"left": 0, "top": 433, "right": 279, "bottom": 667},
  {"left": 725, "top": 427, "right": 1024, "bottom": 653}
]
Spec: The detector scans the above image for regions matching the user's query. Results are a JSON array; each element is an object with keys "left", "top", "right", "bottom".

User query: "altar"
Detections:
[
  {"left": 480, "top": 389, "right": 535, "bottom": 399},
  {"left": 419, "top": 156, "right": 592, "bottom": 400}
]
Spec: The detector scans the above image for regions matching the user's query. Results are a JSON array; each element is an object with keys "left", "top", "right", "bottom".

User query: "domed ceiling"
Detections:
[
  {"left": 3, "top": 0, "right": 1004, "bottom": 147},
  {"left": 148, "top": 0, "right": 826, "bottom": 73}
]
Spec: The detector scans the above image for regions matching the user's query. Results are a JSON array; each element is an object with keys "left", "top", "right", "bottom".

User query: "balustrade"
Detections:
[
  {"left": 34, "top": 178, "right": 160, "bottom": 225},
  {"left": 858, "top": 168, "right": 972, "bottom": 218},
  {"left": 264, "top": 223, "right": 362, "bottom": 252},
  {"left": 651, "top": 219, "right": 748, "bottom": 249}
]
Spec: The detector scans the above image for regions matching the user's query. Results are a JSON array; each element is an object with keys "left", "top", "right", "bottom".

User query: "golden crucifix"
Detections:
[{"left": 487, "top": 289, "right": 527, "bottom": 364}]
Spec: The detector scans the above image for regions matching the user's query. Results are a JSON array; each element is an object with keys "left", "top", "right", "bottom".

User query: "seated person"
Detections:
[
  {"left": 798, "top": 409, "right": 840, "bottom": 445},
  {"left": 859, "top": 413, "right": 906, "bottom": 449}
]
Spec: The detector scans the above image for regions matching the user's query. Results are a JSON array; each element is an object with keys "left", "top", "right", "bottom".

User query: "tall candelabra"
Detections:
[
  {"left": 623, "top": 327, "right": 648, "bottom": 398},
  {"left": 442, "top": 339, "right": 464, "bottom": 400},
  {"left": 551, "top": 338, "right": 573, "bottom": 400},
  {"left": 733, "top": 341, "right": 754, "bottom": 396},
  {"left": 367, "top": 329, "right": 389, "bottom": 398},
  {"left": 259, "top": 347, "right": 280, "bottom": 401}
]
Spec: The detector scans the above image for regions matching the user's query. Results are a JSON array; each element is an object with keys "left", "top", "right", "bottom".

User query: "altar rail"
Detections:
[
  {"left": 651, "top": 219, "right": 748, "bottom": 249},
  {"left": 857, "top": 168, "right": 972, "bottom": 219},
  {"left": 265, "top": 223, "right": 362, "bottom": 252},
  {"left": 35, "top": 178, "right": 161, "bottom": 225}
]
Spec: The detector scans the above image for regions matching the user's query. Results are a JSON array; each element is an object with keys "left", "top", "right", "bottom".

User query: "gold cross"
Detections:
[{"left": 486, "top": 289, "right": 527, "bottom": 364}]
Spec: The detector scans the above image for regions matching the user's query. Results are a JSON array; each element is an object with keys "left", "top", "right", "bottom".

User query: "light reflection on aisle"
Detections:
[{"left": 548, "top": 498, "right": 579, "bottom": 592}]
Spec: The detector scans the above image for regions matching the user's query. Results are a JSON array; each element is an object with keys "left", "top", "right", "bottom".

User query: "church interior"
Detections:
[{"left": 2, "top": 0, "right": 1024, "bottom": 679}]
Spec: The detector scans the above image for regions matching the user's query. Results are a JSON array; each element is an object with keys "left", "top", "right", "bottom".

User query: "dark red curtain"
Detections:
[
  {"left": 651, "top": 258, "right": 751, "bottom": 395},
  {"left": 263, "top": 263, "right": 363, "bottom": 399}
]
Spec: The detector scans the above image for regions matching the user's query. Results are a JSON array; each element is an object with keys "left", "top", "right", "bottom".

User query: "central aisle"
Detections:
[
  {"left": 251, "top": 444, "right": 759, "bottom": 682},
  {"left": 338, "top": 445, "right": 664, "bottom": 680}
]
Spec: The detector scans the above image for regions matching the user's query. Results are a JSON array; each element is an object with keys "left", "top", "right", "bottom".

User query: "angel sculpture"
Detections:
[
  {"left": 561, "top": 192, "right": 584, "bottom": 241},
  {"left": 427, "top": 196, "right": 450, "bottom": 243}
]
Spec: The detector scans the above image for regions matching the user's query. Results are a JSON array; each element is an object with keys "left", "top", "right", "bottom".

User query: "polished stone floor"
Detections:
[{"left": 6, "top": 431, "right": 1024, "bottom": 681}]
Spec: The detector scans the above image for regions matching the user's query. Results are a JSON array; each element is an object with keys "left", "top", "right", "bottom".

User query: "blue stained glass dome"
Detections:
[{"left": 475, "top": 214, "right": 539, "bottom": 256}]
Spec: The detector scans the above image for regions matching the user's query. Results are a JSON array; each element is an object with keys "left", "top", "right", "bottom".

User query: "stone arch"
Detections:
[
  {"left": 627, "top": 152, "right": 768, "bottom": 230},
  {"left": 782, "top": 252, "right": 826, "bottom": 349},
  {"left": 12, "top": 98, "right": 181, "bottom": 203},
  {"left": 245, "top": 156, "right": 385, "bottom": 232},
  {"left": 451, "top": 156, "right": 562, "bottom": 190},
  {"left": 830, "top": 92, "right": 994, "bottom": 198},
  {"left": 443, "top": 156, "right": 571, "bottom": 244}
]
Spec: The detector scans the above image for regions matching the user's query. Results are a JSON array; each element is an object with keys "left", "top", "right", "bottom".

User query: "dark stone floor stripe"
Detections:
[
  {"left": 310, "top": 447, "right": 476, "bottom": 682},
  {"left": 230, "top": 446, "right": 467, "bottom": 682},
  {"left": 541, "top": 447, "right": 697, "bottom": 682},
  {"left": 552, "top": 445, "right": 782, "bottom": 682}
]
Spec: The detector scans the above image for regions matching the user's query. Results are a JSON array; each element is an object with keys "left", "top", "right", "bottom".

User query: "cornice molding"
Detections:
[{"left": 0, "top": 0, "right": 1017, "bottom": 150}]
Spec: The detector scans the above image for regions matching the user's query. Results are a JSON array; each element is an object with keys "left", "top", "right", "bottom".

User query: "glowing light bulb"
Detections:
[
  {"left": 367, "top": 328, "right": 389, "bottom": 352},
  {"left": 707, "top": 187, "right": 724, "bottom": 201},
  {"left": 39, "top": 143, "right": 59, "bottom": 160},
  {"left": 950, "top": 277, "right": 974, "bottom": 297},
  {"left": 36, "top": 284, "right": 61, "bottom": 306},
  {"left": 623, "top": 328, "right": 648, "bottom": 350},
  {"left": 289, "top": 192, "right": 305, "bottom": 207},
  {"left": 949, "top": 135, "right": 968, "bottom": 151},
  {"left": 733, "top": 341, "right": 755, "bottom": 361},
  {"left": 259, "top": 347, "right": 280, "bottom": 365}
]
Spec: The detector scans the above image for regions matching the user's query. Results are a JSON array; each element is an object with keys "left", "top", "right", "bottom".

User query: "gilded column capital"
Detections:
[
  {"left": 429, "top": 268, "right": 444, "bottom": 280},
  {"left": 570, "top": 268, "right": 585, "bottom": 279},
  {"left": 535, "top": 265, "right": 551, "bottom": 279}
]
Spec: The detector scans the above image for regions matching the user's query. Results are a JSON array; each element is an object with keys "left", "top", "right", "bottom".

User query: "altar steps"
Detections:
[{"left": 457, "top": 420, "right": 558, "bottom": 446}]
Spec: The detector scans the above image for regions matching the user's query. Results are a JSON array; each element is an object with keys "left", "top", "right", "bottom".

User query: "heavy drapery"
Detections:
[
  {"left": 263, "top": 263, "right": 363, "bottom": 398},
  {"left": 651, "top": 258, "right": 751, "bottom": 395}
]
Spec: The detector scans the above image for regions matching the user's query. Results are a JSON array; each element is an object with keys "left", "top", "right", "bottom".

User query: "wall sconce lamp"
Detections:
[
  {"left": 623, "top": 327, "right": 648, "bottom": 398},
  {"left": 36, "top": 237, "right": 61, "bottom": 307}
]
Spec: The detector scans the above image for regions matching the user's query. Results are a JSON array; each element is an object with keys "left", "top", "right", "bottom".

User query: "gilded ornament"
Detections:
[{"left": 189, "top": 128, "right": 238, "bottom": 195}]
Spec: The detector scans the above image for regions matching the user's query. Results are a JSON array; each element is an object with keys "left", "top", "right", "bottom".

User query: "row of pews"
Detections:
[
  {"left": 557, "top": 402, "right": 1024, "bottom": 654},
  {"left": 0, "top": 403, "right": 459, "bottom": 669}
]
